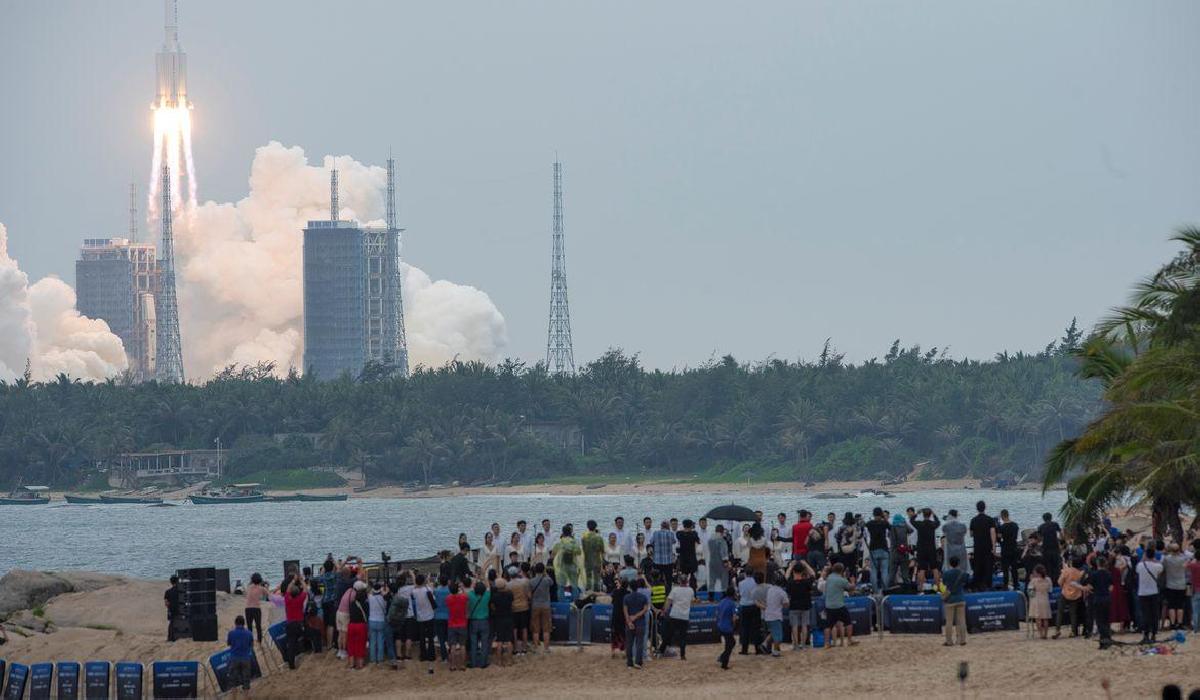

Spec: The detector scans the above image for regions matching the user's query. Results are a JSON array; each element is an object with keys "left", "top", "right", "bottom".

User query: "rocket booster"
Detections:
[{"left": 155, "top": 0, "right": 188, "bottom": 108}]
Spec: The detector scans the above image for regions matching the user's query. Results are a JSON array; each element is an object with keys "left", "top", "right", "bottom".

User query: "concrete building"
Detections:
[
  {"left": 113, "top": 449, "right": 221, "bottom": 486},
  {"left": 302, "top": 164, "right": 407, "bottom": 379},
  {"left": 76, "top": 237, "right": 158, "bottom": 380}
]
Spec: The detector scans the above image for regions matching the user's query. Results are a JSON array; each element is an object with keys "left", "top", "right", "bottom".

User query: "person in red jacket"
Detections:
[
  {"left": 282, "top": 574, "right": 308, "bottom": 670},
  {"left": 444, "top": 581, "right": 469, "bottom": 671},
  {"left": 788, "top": 510, "right": 814, "bottom": 562}
]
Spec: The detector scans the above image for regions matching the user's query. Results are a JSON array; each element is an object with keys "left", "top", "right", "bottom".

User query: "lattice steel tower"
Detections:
[
  {"left": 386, "top": 156, "right": 410, "bottom": 378},
  {"left": 545, "top": 160, "right": 575, "bottom": 374},
  {"left": 155, "top": 163, "right": 185, "bottom": 383}
]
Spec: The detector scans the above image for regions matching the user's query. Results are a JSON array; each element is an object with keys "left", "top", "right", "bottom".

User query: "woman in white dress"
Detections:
[
  {"left": 530, "top": 532, "right": 549, "bottom": 568},
  {"left": 477, "top": 531, "right": 501, "bottom": 576},
  {"left": 634, "top": 532, "right": 647, "bottom": 564},
  {"left": 771, "top": 528, "right": 791, "bottom": 567},
  {"left": 733, "top": 523, "right": 751, "bottom": 564},
  {"left": 604, "top": 532, "right": 624, "bottom": 566},
  {"left": 503, "top": 531, "right": 525, "bottom": 565}
]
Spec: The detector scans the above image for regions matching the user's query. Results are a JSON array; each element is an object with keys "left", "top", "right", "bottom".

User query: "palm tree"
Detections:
[{"left": 1045, "top": 228, "right": 1200, "bottom": 540}]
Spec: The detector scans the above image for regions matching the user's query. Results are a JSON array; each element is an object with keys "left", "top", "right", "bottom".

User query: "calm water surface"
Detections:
[{"left": 1, "top": 488, "right": 1065, "bottom": 580}]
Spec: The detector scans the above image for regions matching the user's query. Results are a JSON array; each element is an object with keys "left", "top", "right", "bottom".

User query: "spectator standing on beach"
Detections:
[
  {"left": 1087, "top": 555, "right": 1114, "bottom": 646},
  {"left": 650, "top": 521, "right": 679, "bottom": 593},
  {"left": 1161, "top": 543, "right": 1189, "bottom": 630},
  {"left": 283, "top": 575, "right": 308, "bottom": 670},
  {"left": 1027, "top": 564, "right": 1053, "bottom": 639},
  {"left": 911, "top": 509, "right": 941, "bottom": 591},
  {"left": 716, "top": 589, "right": 738, "bottom": 669},
  {"left": 1054, "top": 558, "right": 1085, "bottom": 638},
  {"left": 707, "top": 525, "right": 730, "bottom": 595},
  {"left": 610, "top": 577, "right": 628, "bottom": 658},
  {"left": 226, "top": 615, "right": 254, "bottom": 695},
  {"left": 1136, "top": 550, "right": 1164, "bottom": 643},
  {"left": 1038, "top": 513, "right": 1064, "bottom": 583},
  {"left": 624, "top": 579, "right": 650, "bottom": 669},
  {"left": 553, "top": 524, "right": 585, "bottom": 592},
  {"left": 467, "top": 580, "right": 492, "bottom": 668},
  {"left": 997, "top": 510, "right": 1021, "bottom": 590},
  {"left": 605, "top": 532, "right": 624, "bottom": 567},
  {"left": 412, "top": 574, "right": 437, "bottom": 673},
  {"left": 345, "top": 581, "right": 369, "bottom": 670},
  {"left": 760, "top": 574, "right": 789, "bottom": 657},
  {"left": 243, "top": 573, "right": 267, "bottom": 644},
  {"left": 528, "top": 563, "right": 553, "bottom": 653},
  {"left": 449, "top": 543, "right": 472, "bottom": 585},
  {"left": 677, "top": 519, "right": 702, "bottom": 589},
  {"left": 738, "top": 571, "right": 765, "bottom": 654},
  {"left": 865, "top": 508, "right": 892, "bottom": 592},
  {"left": 889, "top": 513, "right": 914, "bottom": 586},
  {"left": 582, "top": 520, "right": 606, "bottom": 592},
  {"left": 941, "top": 556, "right": 968, "bottom": 646},
  {"left": 786, "top": 560, "right": 815, "bottom": 649},
  {"left": 941, "top": 510, "right": 968, "bottom": 575},
  {"left": 490, "top": 578, "right": 515, "bottom": 667},
  {"left": 445, "top": 582, "right": 468, "bottom": 671},
  {"left": 970, "top": 501, "right": 997, "bottom": 591},
  {"left": 164, "top": 575, "right": 183, "bottom": 642},
  {"left": 819, "top": 563, "right": 856, "bottom": 648},
  {"left": 509, "top": 567, "right": 531, "bottom": 655},
  {"left": 659, "top": 574, "right": 694, "bottom": 660},
  {"left": 367, "top": 582, "right": 392, "bottom": 664}
]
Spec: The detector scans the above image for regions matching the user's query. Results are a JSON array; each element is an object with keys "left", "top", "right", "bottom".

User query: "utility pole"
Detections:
[{"left": 546, "top": 159, "right": 576, "bottom": 375}]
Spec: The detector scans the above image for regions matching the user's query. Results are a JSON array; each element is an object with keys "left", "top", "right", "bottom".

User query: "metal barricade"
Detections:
[{"left": 575, "top": 603, "right": 594, "bottom": 651}]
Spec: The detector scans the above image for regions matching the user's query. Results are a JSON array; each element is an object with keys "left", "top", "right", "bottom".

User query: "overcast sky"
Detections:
[{"left": 1, "top": 1, "right": 1198, "bottom": 369}]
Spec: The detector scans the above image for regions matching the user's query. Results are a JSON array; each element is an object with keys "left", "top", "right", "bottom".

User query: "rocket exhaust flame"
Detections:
[{"left": 148, "top": 0, "right": 196, "bottom": 219}]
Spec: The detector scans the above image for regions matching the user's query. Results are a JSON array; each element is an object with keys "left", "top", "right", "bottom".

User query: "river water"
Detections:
[{"left": 1, "top": 488, "right": 1065, "bottom": 580}]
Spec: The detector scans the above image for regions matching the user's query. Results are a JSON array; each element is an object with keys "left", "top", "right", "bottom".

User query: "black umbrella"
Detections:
[{"left": 702, "top": 504, "right": 758, "bottom": 521}]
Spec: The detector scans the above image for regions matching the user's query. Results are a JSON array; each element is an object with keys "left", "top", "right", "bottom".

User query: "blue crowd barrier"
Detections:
[
  {"left": 56, "top": 662, "right": 80, "bottom": 700},
  {"left": 84, "top": 661, "right": 110, "bottom": 700},
  {"left": 152, "top": 660, "right": 199, "bottom": 699},
  {"left": 114, "top": 661, "right": 143, "bottom": 700},
  {"left": 812, "top": 596, "right": 875, "bottom": 637},
  {"left": 28, "top": 663, "right": 52, "bottom": 700},
  {"left": 209, "top": 648, "right": 264, "bottom": 693},
  {"left": 882, "top": 591, "right": 1027, "bottom": 634},
  {"left": 4, "top": 663, "right": 29, "bottom": 700}
]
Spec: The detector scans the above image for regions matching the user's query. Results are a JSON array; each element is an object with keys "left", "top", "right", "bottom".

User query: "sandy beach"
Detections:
[
  {"left": 58, "top": 476, "right": 1046, "bottom": 503},
  {"left": 1, "top": 572, "right": 1195, "bottom": 699}
]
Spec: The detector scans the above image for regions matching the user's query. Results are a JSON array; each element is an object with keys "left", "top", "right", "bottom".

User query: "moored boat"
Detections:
[
  {"left": 99, "top": 494, "right": 165, "bottom": 504},
  {"left": 297, "top": 493, "right": 348, "bottom": 502},
  {"left": 64, "top": 494, "right": 105, "bottom": 504},
  {"left": 189, "top": 483, "right": 266, "bottom": 504},
  {"left": 0, "top": 485, "right": 51, "bottom": 505},
  {"left": 265, "top": 494, "right": 304, "bottom": 503}
]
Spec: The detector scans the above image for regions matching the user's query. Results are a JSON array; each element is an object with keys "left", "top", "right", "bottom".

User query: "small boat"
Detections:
[
  {"left": 265, "top": 494, "right": 304, "bottom": 503},
  {"left": 297, "top": 493, "right": 348, "bottom": 502},
  {"left": 812, "top": 492, "right": 856, "bottom": 500},
  {"left": 100, "top": 493, "right": 164, "bottom": 504},
  {"left": 0, "top": 485, "right": 51, "bottom": 505},
  {"left": 64, "top": 494, "right": 105, "bottom": 505},
  {"left": 189, "top": 483, "right": 266, "bottom": 504}
]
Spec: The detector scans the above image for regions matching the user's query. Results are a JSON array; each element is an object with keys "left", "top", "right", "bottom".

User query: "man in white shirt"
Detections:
[
  {"left": 515, "top": 520, "right": 532, "bottom": 558},
  {"left": 1136, "top": 554, "right": 1165, "bottom": 643},
  {"left": 659, "top": 575, "right": 695, "bottom": 660},
  {"left": 609, "top": 516, "right": 634, "bottom": 557},
  {"left": 775, "top": 512, "right": 788, "bottom": 535},
  {"left": 696, "top": 518, "right": 712, "bottom": 550},
  {"left": 759, "top": 578, "right": 790, "bottom": 657},
  {"left": 540, "top": 519, "right": 559, "bottom": 552}
]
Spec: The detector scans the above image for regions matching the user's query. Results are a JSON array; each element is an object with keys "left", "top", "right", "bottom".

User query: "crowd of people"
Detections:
[{"left": 182, "top": 500, "right": 1200, "bottom": 689}]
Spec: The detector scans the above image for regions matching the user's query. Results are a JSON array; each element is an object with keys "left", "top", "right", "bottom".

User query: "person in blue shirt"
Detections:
[
  {"left": 624, "top": 579, "right": 651, "bottom": 669},
  {"left": 941, "top": 557, "right": 970, "bottom": 646},
  {"left": 433, "top": 576, "right": 451, "bottom": 662},
  {"left": 716, "top": 589, "right": 739, "bottom": 669},
  {"left": 227, "top": 615, "right": 255, "bottom": 692}
]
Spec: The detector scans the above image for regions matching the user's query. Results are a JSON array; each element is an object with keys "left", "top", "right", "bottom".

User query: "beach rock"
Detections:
[
  {"left": 0, "top": 570, "right": 126, "bottom": 617},
  {"left": 7, "top": 608, "right": 54, "bottom": 633}
]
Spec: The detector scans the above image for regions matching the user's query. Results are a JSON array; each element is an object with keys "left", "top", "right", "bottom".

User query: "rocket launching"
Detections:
[{"left": 149, "top": 0, "right": 197, "bottom": 216}]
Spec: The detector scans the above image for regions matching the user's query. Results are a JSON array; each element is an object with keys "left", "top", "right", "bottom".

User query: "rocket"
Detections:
[{"left": 155, "top": 0, "right": 188, "bottom": 109}]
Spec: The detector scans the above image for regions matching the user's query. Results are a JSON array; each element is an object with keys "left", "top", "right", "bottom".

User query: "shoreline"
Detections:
[{"left": 53, "top": 477, "right": 1051, "bottom": 502}]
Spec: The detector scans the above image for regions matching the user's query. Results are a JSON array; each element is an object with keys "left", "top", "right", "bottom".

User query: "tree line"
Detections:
[{"left": 0, "top": 322, "right": 1101, "bottom": 489}]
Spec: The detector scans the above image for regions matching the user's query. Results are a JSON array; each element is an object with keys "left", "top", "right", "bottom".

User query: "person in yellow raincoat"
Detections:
[{"left": 552, "top": 524, "right": 585, "bottom": 592}]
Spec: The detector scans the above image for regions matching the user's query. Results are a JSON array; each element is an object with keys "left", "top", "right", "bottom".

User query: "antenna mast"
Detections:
[
  {"left": 155, "top": 163, "right": 185, "bottom": 383},
  {"left": 546, "top": 159, "right": 576, "bottom": 374},
  {"left": 129, "top": 182, "right": 139, "bottom": 242},
  {"left": 330, "top": 167, "right": 339, "bottom": 221},
  {"left": 386, "top": 155, "right": 409, "bottom": 378}
]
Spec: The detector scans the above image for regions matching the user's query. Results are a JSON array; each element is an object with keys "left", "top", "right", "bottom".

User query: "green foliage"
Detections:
[
  {"left": 217, "top": 468, "right": 344, "bottom": 490},
  {"left": 0, "top": 326, "right": 1103, "bottom": 489}
]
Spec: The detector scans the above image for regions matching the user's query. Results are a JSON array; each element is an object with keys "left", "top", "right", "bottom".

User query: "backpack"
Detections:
[{"left": 387, "top": 595, "right": 410, "bottom": 629}]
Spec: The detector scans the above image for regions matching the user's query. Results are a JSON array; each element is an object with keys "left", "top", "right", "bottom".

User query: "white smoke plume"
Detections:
[
  {"left": 176, "top": 141, "right": 508, "bottom": 377},
  {"left": 0, "top": 222, "right": 129, "bottom": 382}
]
